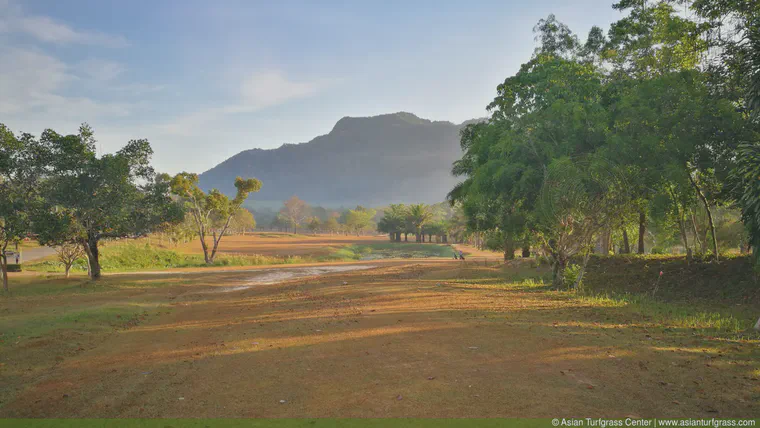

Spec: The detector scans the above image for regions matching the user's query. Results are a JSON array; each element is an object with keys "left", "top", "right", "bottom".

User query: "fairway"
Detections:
[
  {"left": 175, "top": 233, "right": 396, "bottom": 257},
  {"left": 2, "top": 260, "right": 757, "bottom": 418}
]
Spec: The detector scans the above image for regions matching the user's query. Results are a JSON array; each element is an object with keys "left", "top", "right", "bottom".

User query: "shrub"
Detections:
[{"left": 563, "top": 263, "right": 583, "bottom": 289}]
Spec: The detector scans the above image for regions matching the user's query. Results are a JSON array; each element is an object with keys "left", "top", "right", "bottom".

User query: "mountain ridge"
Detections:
[{"left": 198, "top": 112, "right": 479, "bottom": 208}]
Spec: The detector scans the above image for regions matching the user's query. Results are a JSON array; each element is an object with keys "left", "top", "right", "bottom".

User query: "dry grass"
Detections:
[
  {"left": 1, "top": 261, "right": 758, "bottom": 418},
  {"left": 174, "top": 233, "right": 394, "bottom": 257}
]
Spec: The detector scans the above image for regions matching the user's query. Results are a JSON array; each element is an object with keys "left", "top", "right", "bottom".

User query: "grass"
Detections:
[
  {"left": 574, "top": 254, "right": 760, "bottom": 338},
  {"left": 23, "top": 237, "right": 453, "bottom": 273},
  {"left": 320, "top": 242, "right": 455, "bottom": 261},
  {"left": 25, "top": 241, "right": 307, "bottom": 273},
  {"left": 2, "top": 304, "right": 145, "bottom": 346}
]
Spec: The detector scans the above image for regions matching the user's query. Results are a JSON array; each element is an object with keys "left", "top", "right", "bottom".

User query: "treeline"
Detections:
[
  {"left": 0, "top": 124, "right": 261, "bottom": 289},
  {"left": 377, "top": 203, "right": 465, "bottom": 243},
  {"left": 257, "top": 197, "right": 470, "bottom": 244},
  {"left": 448, "top": 1, "right": 760, "bottom": 288}
]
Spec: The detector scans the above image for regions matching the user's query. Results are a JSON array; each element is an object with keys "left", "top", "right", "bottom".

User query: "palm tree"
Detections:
[{"left": 406, "top": 203, "right": 433, "bottom": 243}]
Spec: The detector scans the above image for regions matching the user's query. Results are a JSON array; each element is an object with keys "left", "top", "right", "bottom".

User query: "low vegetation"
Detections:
[
  {"left": 321, "top": 242, "right": 455, "bottom": 261},
  {"left": 25, "top": 241, "right": 306, "bottom": 273}
]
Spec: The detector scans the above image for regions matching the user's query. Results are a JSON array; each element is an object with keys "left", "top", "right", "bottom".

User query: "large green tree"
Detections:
[
  {"left": 0, "top": 124, "right": 46, "bottom": 291},
  {"left": 39, "top": 125, "right": 183, "bottom": 279}
]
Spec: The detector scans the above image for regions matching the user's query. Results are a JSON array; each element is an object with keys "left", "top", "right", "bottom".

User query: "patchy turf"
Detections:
[{"left": 1, "top": 260, "right": 758, "bottom": 417}]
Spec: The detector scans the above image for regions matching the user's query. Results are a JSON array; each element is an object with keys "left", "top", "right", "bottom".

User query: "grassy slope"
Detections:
[
  {"left": 25, "top": 240, "right": 455, "bottom": 273},
  {"left": 579, "top": 255, "right": 759, "bottom": 336}
]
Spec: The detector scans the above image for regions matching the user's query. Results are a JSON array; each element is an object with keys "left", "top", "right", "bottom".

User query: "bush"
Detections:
[
  {"left": 563, "top": 263, "right": 583, "bottom": 289},
  {"left": 6, "top": 264, "right": 22, "bottom": 272}
]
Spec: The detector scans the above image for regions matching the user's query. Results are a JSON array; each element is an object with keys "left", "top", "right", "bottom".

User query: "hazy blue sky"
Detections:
[{"left": 0, "top": 0, "right": 624, "bottom": 174}]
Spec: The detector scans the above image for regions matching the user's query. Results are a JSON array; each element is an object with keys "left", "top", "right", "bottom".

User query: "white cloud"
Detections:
[
  {"left": 77, "top": 59, "right": 126, "bottom": 82},
  {"left": 0, "top": 1, "right": 128, "bottom": 47},
  {"left": 157, "top": 71, "right": 330, "bottom": 136},
  {"left": 239, "top": 71, "right": 324, "bottom": 110},
  {"left": 0, "top": 47, "right": 131, "bottom": 119}
]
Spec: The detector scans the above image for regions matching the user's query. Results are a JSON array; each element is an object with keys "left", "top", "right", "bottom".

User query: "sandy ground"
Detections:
[{"left": 1, "top": 260, "right": 758, "bottom": 418}]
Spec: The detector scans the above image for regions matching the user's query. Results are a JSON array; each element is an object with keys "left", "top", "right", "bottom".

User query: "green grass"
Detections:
[
  {"left": 1, "top": 305, "right": 145, "bottom": 347},
  {"left": 443, "top": 257, "right": 759, "bottom": 339},
  {"left": 320, "top": 242, "right": 455, "bottom": 261},
  {"left": 25, "top": 242, "right": 307, "bottom": 273},
  {"left": 575, "top": 291, "right": 751, "bottom": 335}
]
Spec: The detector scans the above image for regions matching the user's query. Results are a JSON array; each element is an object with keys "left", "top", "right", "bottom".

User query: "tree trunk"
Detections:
[
  {"left": 551, "top": 257, "right": 567, "bottom": 289},
  {"left": 443, "top": 235, "right": 448, "bottom": 243},
  {"left": 503, "top": 237, "right": 515, "bottom": 261},
  {"left": 84, "top": 237, "right": 101, "bottom": 279},
  {"left": 688, "top": 172, "right": 719, "bottom": 261},
  {"left": 1, "top": 253, "right": 8, "bottom": 292},
  {"left": 84, "top": 251, "right": 91, "bottom": 279},
  {"left": 65, "top": 264, "right": 71, "bottom": 278},
  {"left": 637, "top": 211, "right": 646, "bottom": 254},
  {"left": 691, "top": 210, "right": 704, "bottom": 253},
  {"left": 622, "top": 229, "right": 630, "bottom": 254},
  {"left": 404, "top": 233, "right": 408, "bottom": 242},
  {"left": 522, "top": 246, "right": 530, "bottom": 258},
  {"left": 600, "top": 229, "right": 611, "bottom": 255}
]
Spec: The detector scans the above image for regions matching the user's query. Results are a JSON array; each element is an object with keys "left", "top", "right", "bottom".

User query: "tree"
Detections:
[
  {"left": 345, "top": 206, "right": 376, "bottom": 235},
  {"left": 377, "top": 204, "right": 406, "bottom": 241},
  {"left": 406, "top": 204, "right": 433, "bottom": 242},
  {"left": 171, "top": 173, "right": 261, "bottom": 264},
  {"left": 40, "top": 126, "right": 183, "bottom": 279},
  {"left": 56, "top": 242, "right": 85, "bottom": 278},
  {"left": 732, "top": 142, "right": 760, "bottom": 263},
  {"left": 307, "top": 217, "right": 321, "bottom": 234},
  {"left": 229, "top": 208, "right": 256, "bottom": 234},
  {"left": 158, "top": 214, "right": 197, "bottom": 247},
  {"left": 0, "top": 124, "right": 45, "bottom": 291},
  {"left": 691, "top": 0, "right": 760, "bottom": 116},
  {"left": 279, "top": 196, "right": 310, "bottom": 234},
  {"left": 536, "top": 156, "right": 631, "bottom": 287},
  {"left": 324, "top": 216, "right": 340, "bottom": 234}
]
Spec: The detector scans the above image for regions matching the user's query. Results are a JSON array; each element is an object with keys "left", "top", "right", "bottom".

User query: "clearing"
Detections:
[{"left": 1, "top": 258, "right": 758, "bottom": 417}]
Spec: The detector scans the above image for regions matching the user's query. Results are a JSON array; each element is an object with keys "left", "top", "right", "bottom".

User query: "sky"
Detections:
[{"left": 0, "top": 0, "right": 625, "bottom": 174}]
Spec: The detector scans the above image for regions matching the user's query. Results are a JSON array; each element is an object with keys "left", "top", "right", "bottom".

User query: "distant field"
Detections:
[
  {"left": 24, "top": 233, "right": 458, "bottom": 274},
  {"left": 175, "top": 233, "right": 394, "bottom": 257}
]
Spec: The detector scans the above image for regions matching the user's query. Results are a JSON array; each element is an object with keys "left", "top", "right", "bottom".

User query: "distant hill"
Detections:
[{"left": 198, "top": 112, "right": 477, "bottom": 208}]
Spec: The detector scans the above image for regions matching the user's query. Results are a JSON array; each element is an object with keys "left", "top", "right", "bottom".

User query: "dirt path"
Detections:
[
  {"left": 16, "top": 246, "right": 56, "bottom": 263},
  {"left": 1, "top": 261, "right": 757, "bottom": 417}
]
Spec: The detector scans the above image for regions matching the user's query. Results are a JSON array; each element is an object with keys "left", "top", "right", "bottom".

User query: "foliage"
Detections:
[
  {"left": 279, "top": 196, "right": 310, "bottom": 234},
  {"left": 448, "top": 5, "right": 760, "bottom": 285},
  {"left": 55, "top": 242, "right": 86, "bottom": 278},
  {"left": 170, "top": 173, "right": 261, "bottom": 264},
  {"left": 229, "top": 208, "right": 256, "bottom": 234},
  {"left": 344, "top": 206, "right": 376, "bottom": 235},
  {"left": 0, "top": 124, "right": 45, "bottom": 290},
  {"left": 30, "top": 125, "right": 184, "bottom": 280}
]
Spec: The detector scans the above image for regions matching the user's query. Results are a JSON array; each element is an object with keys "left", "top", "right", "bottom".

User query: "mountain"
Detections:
[{"left": 198, "top": 112, "right": 475, "bottom": 208}]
